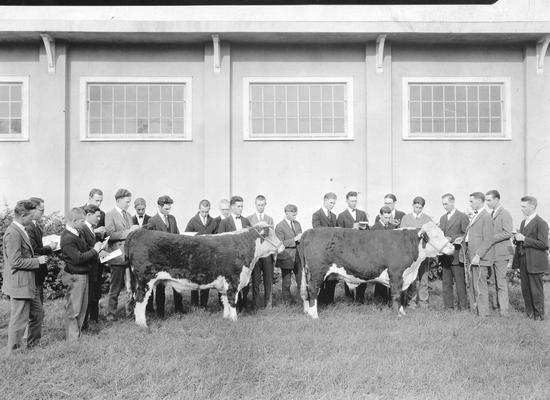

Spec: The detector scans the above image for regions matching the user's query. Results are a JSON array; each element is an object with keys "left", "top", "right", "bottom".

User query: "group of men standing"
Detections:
[{"left": 2, "top": 186, "right": 548, "bottom": 357}]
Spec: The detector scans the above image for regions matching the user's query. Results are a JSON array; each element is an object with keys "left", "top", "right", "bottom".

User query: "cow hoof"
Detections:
[
  {"left": 398, "top": 306, "right": 406, "bottom": 317},
  {"left": 302, "top": 300, "right": 309, "bottom": 314}
]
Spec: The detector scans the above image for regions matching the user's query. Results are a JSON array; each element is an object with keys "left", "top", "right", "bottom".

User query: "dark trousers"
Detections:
[
  {"left": 146, "top": 284, "right": 184, "bottom": 317},
  {"left": 191, "top": 289, "right": 210, "bottom": 308},
  {"left": 107, "top": 265, "right": 127, "bottom": 319},
  {"left": 519, "top": 256, "right": 545, "bottom": 319},
  {"left": 84, "top": 264, "right": 104, "bottom": 326},
  {"left": 440, "top": 255, "right": 468, "bottom": 310},
  {"left": 252, "top": 256, "right": 274, "bottom": 308},
  {"left": 281, "top": 258, "right": 302, "bottom": 303}
]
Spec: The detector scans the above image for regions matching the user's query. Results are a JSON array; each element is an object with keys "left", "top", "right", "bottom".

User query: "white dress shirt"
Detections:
[{"left": 233, "top": 214, "right": 243, "bottom": 230}]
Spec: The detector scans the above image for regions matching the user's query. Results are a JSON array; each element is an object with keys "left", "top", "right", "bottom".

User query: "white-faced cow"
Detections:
[
  {"left": 299, "top": 221, "right": 454, "bottom": 319},
  {"left": 126, "top": 223, "right": 284, "bottom": 327}
]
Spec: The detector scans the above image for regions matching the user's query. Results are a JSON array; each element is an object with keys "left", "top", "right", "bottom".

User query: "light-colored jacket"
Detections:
[
  {"left": 490, "top": 207, "right": 514, "bottom": 261},
  {"left": 465, "top": 209, "right": 494, "bottom": 266},
  {"left": 247, "top": 213, "right": 274, "bottom": 227},
  {"left": 105, "top": 208, "right": 133, "bottom": 265},
  {"left": 2, "top": 223, "right": 39, "bottom": 298},
  {"left": 275, "top": 219, "right": 302, "bottom": 270}
]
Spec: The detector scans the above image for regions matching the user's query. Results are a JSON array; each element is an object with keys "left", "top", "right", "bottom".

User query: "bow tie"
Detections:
[
  {"left": 474, "top": 211, "right": 478, "bottom": 214},
  {"left": 235, "top": 216, "right": 241, "bottom": 219},
  {"left": 138, "top": 215, "right": 143, "bottom": 218}
]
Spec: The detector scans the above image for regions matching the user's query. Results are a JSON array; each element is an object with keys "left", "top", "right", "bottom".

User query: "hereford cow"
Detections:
[
  {"left": 126, "top": 223, "right": 284, "bottom": 327},
  {"left": 299, "top": 221, "right": 454, "bottom": 319}
]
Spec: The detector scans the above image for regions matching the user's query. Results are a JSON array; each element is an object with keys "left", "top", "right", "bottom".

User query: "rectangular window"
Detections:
[
  {"left": 80, "top": 77, "right": 192, "bottom": 141},
  {"left": 243, "top": 77, "right": 353, "bottom": 140},
  {"left": 0, "top": 77, "right": 28, "bottom": 141},
  {"left": 403, "top": 77, "right": 511, "bottom": 140}
]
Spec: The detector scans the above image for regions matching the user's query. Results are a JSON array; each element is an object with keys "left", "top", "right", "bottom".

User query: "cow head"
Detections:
[
  {"left": 252, "top": 222, "right": 285, "bottom": 258},
  {"left": 418, "top": 221, "right": 455, "bottom": 258}
]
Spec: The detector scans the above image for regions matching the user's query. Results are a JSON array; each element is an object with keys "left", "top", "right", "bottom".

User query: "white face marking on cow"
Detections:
[
  {"left": 419, "top": 221, "right": 455, "bottom": 257},
  {"left": 221, "top": 293, "right": 231, "bottom": 319},
  {"left": 134, "top": 275, "right": 164, "bottom": 328},
  {"left": 399, "top": 306, "right": 406, "bottom": 317},
  {"left": 323, "top": 263, "right": 367, "bottom": 290}
]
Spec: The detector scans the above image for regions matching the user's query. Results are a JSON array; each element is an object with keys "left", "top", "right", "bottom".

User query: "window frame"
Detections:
[
  {"left": 243, "top": 77, "right": 354, "bottom": 141},
  {"left": 0, "top": 76, "right": 29, "bottom": 142},
  {"left": 80, "top": 76, "right": 192, "bottom": 142},
  {"left": 402, "top": 77, "right": 512, "bottom": 141}
]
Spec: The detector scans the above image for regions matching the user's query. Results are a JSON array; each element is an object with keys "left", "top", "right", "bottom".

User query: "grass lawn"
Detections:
[{"left": 1, "top": 280, "right": 549, "bottom": 400}]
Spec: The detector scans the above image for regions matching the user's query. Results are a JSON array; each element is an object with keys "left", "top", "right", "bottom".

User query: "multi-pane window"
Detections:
[
  {"left": 244, "top": 78, "right": 353, "bottom": 140},
  {"left": 404, "top": 78, "right": 511, "bottom": 140},
  {"left": 81, "top": 77, "right": 191, "bottom": 141},
  {"left": 0, "top": 78, "right": 28, "bottom": 141}
]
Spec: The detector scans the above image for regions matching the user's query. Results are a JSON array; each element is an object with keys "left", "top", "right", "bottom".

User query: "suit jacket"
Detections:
[
  {"left": 2, "top": 222, "right": 40, "bottom": 299},
  {"left": 132, "top": 214, "right": 151, "bottom": 227},
  {"left": 216, "top": 215, "right": 252, "bottom": 233},
  {"left": 25, "top": 220, "right": 53, "bottom": 286},
  {"left": 513, "top": 215, "right": 549, "bottom": 274},
  {"left": 464, "top": 209, "right": 494, "bottom": 266},
  {"left": 312, "top": 208, "right": 337, "bottom": 228},
  {"left": 247, "top": 213, "right": 274, "bottom": 227},
  {"left": 337, "top": 209, "right": 369, "bottom": 229},
  {"left": 490, "top": 207, "right": 514, "bottom": 261},
  {"left": 105, "top": 207, "right": 134, "bottom": 265},
  {"left": 79, "top": 224, "right": 101, "bottom": 283},
  {"left": 146, "top": 213, "right": 180, "bottom": 234},
  {"left": 375, "top": 209, "right": 405, "bottom": 228},
  {"left": 185, "top": 213, "right": 217, "bottom": 235},
  {"left": 275, "top": 219, "right": 302, "bottom": 269},
  {"left": 60, "top": 229, "right": 98, "bottom": 275},
  {"left": 213, "top": 216, "right": 223, "bottom": 234},
  {"left": 439, "top": 209, "right": 470, "bottom": 265}
]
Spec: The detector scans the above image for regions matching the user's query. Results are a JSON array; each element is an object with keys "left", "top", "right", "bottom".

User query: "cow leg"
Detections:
[
  {"left": 134, "top": 278, "right": 157, "bottom": 328},
  {"left": 388, "top": 269, "right": 406, "bottom": 317}
]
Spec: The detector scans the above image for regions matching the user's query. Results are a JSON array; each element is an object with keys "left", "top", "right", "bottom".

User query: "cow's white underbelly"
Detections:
[{"left": 325, "top": 258, "right": 423, "bottom": 291}]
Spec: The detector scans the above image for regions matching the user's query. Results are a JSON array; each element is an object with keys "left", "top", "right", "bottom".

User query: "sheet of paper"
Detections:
[
  {"left": 42, "top": 234, "right": 61, "bottom": 251},
  {"left": 180, "top": 232, "right": 198, "bottom": 236},
  {"left": 100, "top": 248, "right": 122, "bottom": 264}
]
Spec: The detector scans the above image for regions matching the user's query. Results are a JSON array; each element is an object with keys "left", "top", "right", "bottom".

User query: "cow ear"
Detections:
[{"left": 420, "top": 232, "right": 429, "bottom": 248}]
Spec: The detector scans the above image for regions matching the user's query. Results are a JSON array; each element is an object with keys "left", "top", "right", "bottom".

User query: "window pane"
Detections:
[
  {"left": 333, "top": 85, "right": 345, "bottom": 101},
  {"left": 421, "top": 118, "right": 432, "bottom": 133},
  {"left": 298, "top": 102, "right": 309, "bottom": 117},
  {"left": 321, "top": 86, "right": 332, "bottom": 101},
  {"left": 479, "top": 102, "right": 489, "bottom": 118},
  {"left": 491, "top": 102, "right": 501, "bottom": 117},
  {"left": 125, "top": 102, "right": 136, "bottom": 118},
  {"left": 433, "top": 102, "right": 443, "bottom": 118},
  {"left": 334, "top": 102, "right": 345, "bottom": 118},
  {"left": 275, "top": 101, "right": 286, "bottom": 117},
  {"left": 490, "top": 85, "right": 501, "bottom": 101},
  {"left": 287, "top": 102, "right": 298, "bottom": 118},
  {"left": 433, "top": 118, "right": 444, "bottom": 132},
  {"left": 114, "top": 102, "right": 125, "bottom": 119},
  {"left": 263, "top": 86, "right": 274, "bottom": 102},
  {"left": 334, "top": 118, "right": 345, "bottom": 133},
  {"left": 101, "top": 86, "right": 112, "bottom": 102},
  {"left": 89, "top": 119, "right": 100, "bottom": 134},
  {"left": 479, "top": 118, "right": 490, "bottom": 133},
  {"left": 125, "top": 86, "right": 137, "bottom": 101},
  {"left": 456, "top": 118, "right": 467, "bottom": 133},
  {"left": 444, "top": 119, "right": 455, "bottom": 133},
  {"left": 101, "top": 119, "right": 112, "bottom": 134},
  {"left": 90, "top": 102, "right": 101, "bottom": 118},
  {"left": 287, "top": 86, "right": 297, "bottom": 101},
  {"left": 251, "top": 118, "right": 263, "bottom": 134},
  {"left": 137, "top": 86, "right": 148, "bottom": 102},
  {"left": 161, "top": 119, "right": 172, "bottom": 134},
  {"left": 467, "top": 86, "right": 478, "bottom": 101},
  {"left": 250, "top": 86, "right": 263, "bottom": 102},
  {"left": 161, "top": 86, "right": 172, "bottom": 101},
  {"left": 491, "top": 118, "right": 502, "bottom": 133},
  {"left": 126, "top": 119, "right": 137, "bottom": 133},
  {"left": 101, "top": 102, "right": 112, "bottom": 119},
  {"left": 479, "top": 86, "right": 489, "bottom": 101},
  {"left": 150, "top": 102, "right": 160, "bottom": 119},
  {"left": 0, "top": 103, "right": 8, "bottom": 118},
  {"left": 456, "top": 102, "right": 466, "bottom": 118},
  {"left": 0, "top": 119, "right": 8, "bottom": 133},
  {"left": 173, "top": 118, "right": 184, "bottom": 134},
  {"left": 10, "top": 85, "right": 21, "bottom": 101},
  {"left": 421, "top": 86, "right": 432, "bottom": 101},
  {"left": 174, "top": 102, "right": 185, "bottom": 118},
  {"left": 161, "top": 102, "right": 172, "bottom": 119},
  {"left": 275, "top": 118, "right": 286, "bottom": 134},
  {"left": 444, "top": 86, "right": 455, "bottom": 101},
  {"left": 287, "top": 118, "right": 298, "bottom": 134},
  {"left": 149, "top": 119, "right": 161, "bottom": 134},
  {"left": 298, "top": 86, "right": 309, "bottom": 101},
  {"left": 444, "top": 102, "right": 455, "bottom": 118},
  {"left": 310, "top": 102, "right": 321, "bottom": 118},
  {"left": 114, "top": 119, "right": 124, "bottom": 134},
  {"left": 467, "top": 102, "right": 478, "bottom": 118},
  {"left": 89, "top": 86, "right": 100, "bottom": 101},
  {"left": 311, "top": 118, "right": 321, "bottom": 133},
  {"left": 150, "top": 86, "right": 161, "bottom": 102},
  {"left": 322, "top": 118, "right": 332, "bottom": 134},
  {"left": 264, "top": 102, "right": 274, "bottom": 118},
  {"left": 114, "top": 86, "right": 125, "bottom": 101},
  {"left": 467, "top": 118, "right": 478, "bottom": 133},
  {"left": 410, "top": 86, "right": 420, "bottom": 101},
  {"left": 421, "top": 102, "right": 432, "bottom": 118},
  {"left": 433, "top": 86, "right": 443, "bottom": 101},
  {"left": 264, "top": 118, "right": 274, "bottom": 134},
  {"left": 275, "top": 86, "right": 286, "bottom": 102},
  {"left": 10, "top": 119, "right": 21, "bottom": 134},
  {"left": 456, "top": 86, "right": 466, "bottom": 101},
  {"left": 310, "top": 86, "right": 321, "bottom": 102},
  {"left": 299, "top": 118, "right": 309, "bottom": 133},
  {"left": 410, "top": 118, "right": 421, "bottom": 133},
  {"left": 322, "top": 102, "right": 332, "bottom": 117}
]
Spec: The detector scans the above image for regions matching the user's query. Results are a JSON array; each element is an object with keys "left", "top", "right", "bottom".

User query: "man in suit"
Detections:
[
  {"left": 145, "top": 195, "right": 183, "bottom": 316},
  {"left": 337, "top": 191, "right": 369, "bottom": 230},
  {"left": 132, "top": 198, "right": 151, "bottom": 227},
  {"left": 464, "top": 192, "right": 494, "bottom": 317},
  {"left": 485, "top": 190, "right": 514, "bottom": 316},
  {"left": 26, "top": 197, "right": 57, "bottom": 304},
  {"left": 337, "top": 191, "right": 369, "bottom": 302},
  {"left": 439, "top": 193, "right": 470, "bottom": 310},
  {"left": 400, "top": 196, "right": 433, "bottom": 308},
  {"left": 185, "top": 199, "right": 217, "bottom": 308},
  {"left": 512, "top": 196, "right": 549, "bottom": 321},
  {"left": 275, "top": 204, "right": 303, "bottom": 304},
  {"left": 217, "top": 195, "right": 252, "bottom": 310},
  {"left": 375, "top": 193, "right": 405, "bottom": 228},
  {"left": 105, "top": 188, "right": 139, "bottom": 321},
  {"left": 312, "top": 192, "right": 338, "bottom": 304},
  {"left": 213, "top": 199, "right": 231, "bottom": 234},
  {"left": 80, "top": 204, "right": 105, "bottom": 329},
  {"left": 2, "top": 200, "right": 48, "bottom": 356},
  {"left": 60, "top": 207, "right": 104, "bottom": 340},
  {"left": 84, "top": 188, "right": 106, "bottom": 240},
  {"left": 247, "top": 195, "right": 275, "bottom": 309}
]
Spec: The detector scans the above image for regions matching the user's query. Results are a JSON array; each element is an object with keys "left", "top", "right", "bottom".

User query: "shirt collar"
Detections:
[
  {"left": 447, "top": 208, "right": 456, "bottom": 218},
  {"left": 322, "top": 206, "right": 330, "bottom": 216},
  {"left": 525, "top": 212, "right": 537, "bottom": 225},
  {"left": 413, "top": 212, "right": 423, "bottom": 219},
  {"left": 13, "top": 221, "right": 27, "bottom": 232},
  {"left": 66, "top": 224, "right": 79, "bottom": 236},
  {"left": 115, "top": 205, "right": 125, "bottom": 216},
  {"left": 348, "top": 207, "right": 356, "bottom": 214},
  {"left": 85, "top": 220, "right": 94, "bottom": 233}
]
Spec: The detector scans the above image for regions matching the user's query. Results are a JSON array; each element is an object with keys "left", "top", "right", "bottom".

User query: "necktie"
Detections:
[
  {"left": 164, "top": 215, "right": 169, "bottom": 229},
  {"left": 290, "top": 220, "right": 296, "bottom": 235},
  {"left": 122, "top": 210, "right": 130, "bottom": 227},
  {"left": 491, "top": 210, "right": 495, "bottom": 218}
]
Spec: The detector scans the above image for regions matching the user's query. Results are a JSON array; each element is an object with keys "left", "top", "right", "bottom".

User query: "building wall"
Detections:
[
  {"left": 231, "top": 43, "right": 368, "bottom": 227},
  {"left": 391, "top": 43, "right": 527, "bottom": 224},
  {"left": 0, "top": 43, "right": 67, "bottom": 214},
  {"left": 67, "top": 43, "right": 205, "bottom": 227}
]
